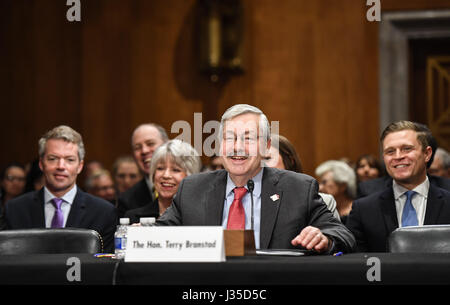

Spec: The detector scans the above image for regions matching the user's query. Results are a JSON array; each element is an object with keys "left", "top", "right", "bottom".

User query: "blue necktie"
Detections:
[{"left": 402, "top": 191, "right": 418, "bottom": 227}]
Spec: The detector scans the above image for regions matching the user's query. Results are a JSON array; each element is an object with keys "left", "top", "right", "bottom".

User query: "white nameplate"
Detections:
[{"left": 124, "top": 226, "right": 226, "bottom": 262}]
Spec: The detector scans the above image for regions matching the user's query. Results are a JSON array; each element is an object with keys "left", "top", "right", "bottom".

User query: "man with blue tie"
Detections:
[
  {"left": 347, "top": 121, "right": 450, "bottom": 252},
  {"left": 4, "top": 125, "right": 117, "bottom": 252}
]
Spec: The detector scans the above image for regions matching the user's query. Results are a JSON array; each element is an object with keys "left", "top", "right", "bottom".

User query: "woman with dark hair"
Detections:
[
  {"left": 0, "top": 162, "right": 26, "bottom": 211},
  {"left": 355, "top": 154, "right": 384, "bottom": 183},
  {"left": 265, "top": 134, "right": 303, "bottom": 173}
]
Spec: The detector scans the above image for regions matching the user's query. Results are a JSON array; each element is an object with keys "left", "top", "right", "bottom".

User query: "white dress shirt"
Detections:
[
  {"left": 222, "top": 168, "right": 263, "bottom": 249},
  {"left": 393, "top": 177, "right": 429, "bottom": 227},
  {"left": 44, "top": 185, "right": 77, "bottom": 228}
]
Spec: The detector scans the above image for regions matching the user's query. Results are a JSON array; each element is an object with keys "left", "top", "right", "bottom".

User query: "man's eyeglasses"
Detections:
[{"left": 223, "top": 135, "right": 261, "bottom": 145}]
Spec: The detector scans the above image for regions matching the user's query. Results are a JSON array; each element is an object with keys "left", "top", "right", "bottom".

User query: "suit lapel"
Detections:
[
  {"left": 32, "top": 189, "right": 46, "bottom": 227},
  {"left": 379, "top": 187, "right": 399, "bottom": 233},
  {"left": 66, "top": 187, "right": 86, "bottom": 227},
  {"left": 260, "top": 168, "right": 282, "bottom": 249},
  {"left": 424, "top": 184, "right": 444, "bottom": 225},
  {"left": 203, "top": 171, "right": 227, "bottom": 225}
]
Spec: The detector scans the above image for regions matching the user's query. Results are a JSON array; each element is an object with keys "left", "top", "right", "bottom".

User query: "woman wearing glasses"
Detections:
[{"left": 0, "top": 162, "right": 26, "bottom": 215}]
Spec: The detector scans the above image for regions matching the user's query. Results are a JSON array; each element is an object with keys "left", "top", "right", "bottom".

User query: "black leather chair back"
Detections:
[
  {"left": 0, "top": 228, "right": 103, "bottom": 254},
  {"left": 388, "top": 225, "right": 450, "bottom": 253}
]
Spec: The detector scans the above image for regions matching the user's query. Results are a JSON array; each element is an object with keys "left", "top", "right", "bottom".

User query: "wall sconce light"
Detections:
[{"left": 197, "top": 0, "right": 244, "bottom": 82}]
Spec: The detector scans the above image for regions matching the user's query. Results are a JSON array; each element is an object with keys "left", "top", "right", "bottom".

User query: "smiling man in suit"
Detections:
[
  {"left": 157, "top": 104, "right": 355, "bottom": 253},
  {"left": 347, "top": 121, "right": 450, "bottom": 252},
  {"left": 117, "top": 123, "right": 168, "bottom": 218},
  {"left": 357, "top": 123, "right": 450, "bottom": 198},
  {"left": 4, "top": 125, "right": 117, "bottom": 252}
]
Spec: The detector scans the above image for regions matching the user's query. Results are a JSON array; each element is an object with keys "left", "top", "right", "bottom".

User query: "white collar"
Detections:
[
  {"left": 43, "top": 184, "right": 77, "bottom": 205},
  {"left": 393, "top": 176, "right": 429, "bottom": 200},
  {"left": 225, "top": 167, "right": 263, "bottom": 198}
]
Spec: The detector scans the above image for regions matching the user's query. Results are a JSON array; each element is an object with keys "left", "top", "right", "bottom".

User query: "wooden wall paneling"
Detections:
[
  {"left": 130, "top": 0, "right": 203, "bottom": 139},
  {"left": 0, "top": 1, "right": 36, "bottom": 167},
  {"left": 80, "top": 0, "right": 133, "bottom": 169},
  {"left": 2, "top": 0, "right": 450, "bottom": 175},
  {"left": 32, "top": 1, "right": 82, "bottom": 137},
  {"left": 244, "top": 0, "right": 319, "bottom": 175},
  {"left": 311, "top": 1, "right": 380, "bottom": 174}
]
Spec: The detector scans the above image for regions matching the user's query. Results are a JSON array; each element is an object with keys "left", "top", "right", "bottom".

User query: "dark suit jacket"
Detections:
[
  {"left": 358, "top": 175, "right": 450, "bottom": 198},
  {"left": 157, "top": 168, "right": 355, "bottom": 253},
  {"left": 4, "top": 187, "right": 118, "bottom": 252},
  {"left": 117, "top": 178, "right": 154, "bottom": 218},
  {"left": 347, "top": 184, "right": 450, "bottom": 252},
  {"left": 124, "top": 197, "right": 160, "bottom": 224}
]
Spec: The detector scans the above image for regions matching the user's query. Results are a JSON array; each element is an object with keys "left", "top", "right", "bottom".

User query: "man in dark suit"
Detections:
[
  {"left": 157, "top": 104, "right": 355, "bottom": 253},
  {"left": 347, "top": 121, "right": 450, "bottom": 252},
  {"left": 117, "top": 123, "right": 168, "bottom": 218},
  {"left": 357, "top": 122, "right": 450, "bottom": 198},
  {"left": 4, "top": 125, "right": 117, "bottom": 252}
]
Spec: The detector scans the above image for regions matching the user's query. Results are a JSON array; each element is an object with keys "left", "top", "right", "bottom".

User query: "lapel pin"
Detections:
[{"left": 270, "top": 194, "right": 280, "bottom": 202}]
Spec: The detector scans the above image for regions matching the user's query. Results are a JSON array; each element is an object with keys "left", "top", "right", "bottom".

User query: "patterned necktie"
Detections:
[
  {"left": 227, "top": 187, "right": 248, "bottom": 230},
  {"left": 402, "top": 190, "right": 418, "bottom": 227},
  {"left": 51, "top": 198, "right": 64, "bottom": 228}
]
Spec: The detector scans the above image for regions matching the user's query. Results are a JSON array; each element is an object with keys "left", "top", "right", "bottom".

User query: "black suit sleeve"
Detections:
[
  {"left": 305, "top": 180, "right": 356, "bottom": 253},
  {"left": 345, "top": 200, "right": 368, "bottom": 252},
  {"left": 0, "top": 210, "right": 6, "bottom": 231}
]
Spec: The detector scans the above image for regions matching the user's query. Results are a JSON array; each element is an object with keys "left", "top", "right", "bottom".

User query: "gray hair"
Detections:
[
  {"left": 435, "top": 148, "right": 450, "bottom": 169},
  {"left": 149, "top": 139, "right": 202, "bottom": 184},
  {"left": 38, "top": 125, "right": 85, "bottom": 161},
  {"left": 219, "top": 104, "right": 271, "bottom": 145},
  {"left": 315, "top": 160, "right": 357, "bottom": 199}
]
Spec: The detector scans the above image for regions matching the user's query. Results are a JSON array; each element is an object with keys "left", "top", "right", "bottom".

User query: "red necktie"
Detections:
[{"left": 227, "top": 187, "right": 247, "bottom": 229}]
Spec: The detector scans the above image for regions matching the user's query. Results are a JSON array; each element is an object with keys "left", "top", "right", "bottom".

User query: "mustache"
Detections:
[{"left": 225, "top": 149, "right": 247, "bottom": 157}]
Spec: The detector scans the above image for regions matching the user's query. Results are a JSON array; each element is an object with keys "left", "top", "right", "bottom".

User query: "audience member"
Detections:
[
  {"left": 85, "top": 169, "right": 117, "bottom": 204},
  {"left": 117, "top": 123, "right": 168, "bottom": 218},
  {"left": 315, "top": 160, "right": 356, "bottom": 224},
  {"left": 112, "top": 155, "right": 142, "bottom": 194},
  {"left": 346, "top": 120, "right": 450, "bottom": 252},
  {"left": 355, "top": 154, "right": 384, "bottom": 183},
  {"left": 80, "top": 160, "right": 104, "bottom": 191},
  {"left": 265, "top": 134, "right": 302, "bottom": 172},
  {"left": 0, "top": 162, "right": 26, "bottom": 211},
  {"left": 357, "top": 123, "right": 450, "bottom": 197},
  {"left": 3, "top": 125, "right": 117, "bottom": 252},
  {"left": 428, "top": 148, "right": 450, "bottom": 178},
  {"left": 84, "top": 160, "right": 103, "bottom": 177},
  {"left": 125, "top": 139, "right": 202, "bottom": 223},
  {"left": 265, "top": 134, "right": 340, "bottom": 220},
  {"left": 157, "top": 104, "right": 355, "bottom": 253}
]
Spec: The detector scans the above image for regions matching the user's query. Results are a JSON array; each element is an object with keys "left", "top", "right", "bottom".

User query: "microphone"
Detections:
[{"left": 247, "top": 180, "right": 255, "bottom": 230}]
